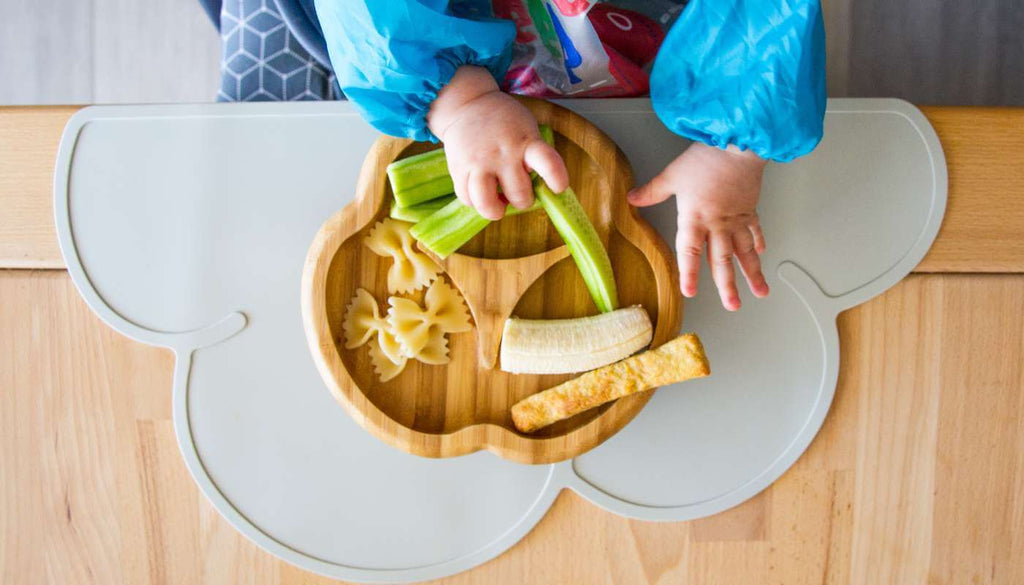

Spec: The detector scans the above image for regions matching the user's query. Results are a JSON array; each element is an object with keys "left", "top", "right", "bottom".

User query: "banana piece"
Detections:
[{"left": 499, "top": 306, "right": 653, "bottom": 375}]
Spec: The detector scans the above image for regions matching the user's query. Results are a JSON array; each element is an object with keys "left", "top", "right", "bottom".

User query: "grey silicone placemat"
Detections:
[{"left": 54, "top": 99, "right": 945, "bottom": 583}]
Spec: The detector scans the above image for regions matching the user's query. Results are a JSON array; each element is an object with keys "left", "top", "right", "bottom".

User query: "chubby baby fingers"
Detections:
[
  {"left": 707, "top": 231, "right": 741, "bottom": 311},
  {"left": 749, "top": 220, "right": 766, "bottom": 254},
  {"left": 733, "top": 228, "right": 769, "bottom": 298},
  {"left": 499, "top": 166, "right": 535, "bottom": 210},
  {"left": 675, "top": 222, "right": 707, "bottom": 298},
  {"left": 524, "top": 140, "right": 569, "bottom": 193},
  {"left": 468, "top": 171, "right": 505, "bottom": 220},
  {"left": 452, "top": 169, "right": 472, "bottom": 208}
]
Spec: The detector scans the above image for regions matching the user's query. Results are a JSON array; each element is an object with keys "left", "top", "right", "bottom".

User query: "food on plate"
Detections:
[
  {"left": 386, "top": 148, "right": 455, "bottom": 208},
  {"left": 510, "top": 334, "right": 710, "bottom": 433},
  {"left": 342, "top": 288, "right": 408, "bottom": 381},
  {"left": 533, "top": 180, "right": 618, "bottom": 313},
  {"left": 411, "top": 327, "right": 451, "bottom": 365},
  {"left": 499, "top": 305, "right": 652, "bottom": 374},
  {"left": 368, "top": 341, "right": 407, "bottom": 382},
  {"left": 342, "top": 282, "right": 471, "bottom": 380},
  {"left": 409, "top": 197, "right": 541, "bottom": 259},
  {"left": 389, "top": 195, "right": 455, "bottom": 223},
  {"left": 387, "top": 278, "right": 472, "bottom": 361},
  {"left": 342, "top": 288, "right": 405, "bottom": 364},
  {"left": 538, "top": 123, "right": 555, "bottom": 147},
  {"left": 387, "top": 124, "right": 555, "bottom": 209},
  {"left": 364, "top": 218, "right": 441, "bottom": 293}
]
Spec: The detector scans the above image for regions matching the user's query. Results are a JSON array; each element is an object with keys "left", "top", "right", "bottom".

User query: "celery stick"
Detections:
[
  {"left": 387, "top": 149, "right": 454, "bottom": 208},
  {"left": 410, "top": 198, "right": 542, "bottom": 259},
  {"left": 539, "top": 124, "right": 555, "bottom": 147},
  {"left": 387, "top": 125, "right": 555, "bottom": 208},
  {"left": 389, "top": 195, "right": 455, "bottom": 223},
  {"left": 534, "top": 181, "right": 618, "bottom": 313}
]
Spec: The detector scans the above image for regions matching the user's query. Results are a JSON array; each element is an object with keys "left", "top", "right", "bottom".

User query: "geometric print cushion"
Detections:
[{"left": 216, "top": 0, "right": 338, "bottom": 101}]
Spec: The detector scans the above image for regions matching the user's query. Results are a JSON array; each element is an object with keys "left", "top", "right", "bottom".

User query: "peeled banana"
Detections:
[{"left": 499, "top": 306, "right": 653, "bottom": 375}]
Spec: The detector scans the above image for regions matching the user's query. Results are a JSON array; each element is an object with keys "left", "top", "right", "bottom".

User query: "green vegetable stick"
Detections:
[
  {"left": 389, "top": 195, "right": 456, "bottom": 223},
  {"left": 386, "top": 149, "right": 454, "bottom": 208},
  {"left": 388, "top": 124, "right": 556, "bottom": 208},
  {"left": 410, "top": 198, "right": 542, "bottom": 259},
  {"left": 534, "top": 181, "right": 619, "bottom": 313}
]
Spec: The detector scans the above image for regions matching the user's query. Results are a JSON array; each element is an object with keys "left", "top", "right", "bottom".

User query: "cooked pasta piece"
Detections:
[
  {"left": 364, "top": 218, "right": 441, "bottom": 294},
  {"left": 387, "top": 296, "right": 434, "bottom": 358},
  {"left": 423, "top": 277, "right": 473, "bottom": 333},
  {"left": 368, "top": 341, "right": 407, "bottom": 382},
  {"left": 413, "top": 327, "right": 450, "bottom": 365},
  {"left": 342, "top": 288, "right": 405, "bottom": 367},
  {"left": 387, "top": 278, "right": 472, "bottom": 360}
]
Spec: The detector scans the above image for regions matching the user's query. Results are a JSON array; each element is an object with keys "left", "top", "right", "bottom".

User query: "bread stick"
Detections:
[{"left": 511, "top": 333, "right": 710, "bottom": 433}]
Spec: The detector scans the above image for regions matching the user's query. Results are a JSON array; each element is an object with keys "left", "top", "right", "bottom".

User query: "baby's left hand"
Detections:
[{"left": 628, "top": 143, "right": 770, "bottom": 311}]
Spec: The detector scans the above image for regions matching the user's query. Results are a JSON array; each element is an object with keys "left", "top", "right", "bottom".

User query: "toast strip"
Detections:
[{"left": 511, "top": 333, "right": 710, "bottom": 433}]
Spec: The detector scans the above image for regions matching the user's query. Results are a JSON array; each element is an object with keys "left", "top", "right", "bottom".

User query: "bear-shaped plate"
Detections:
[{"left": 301, "top": 99, "right": 683, "bottom": 464}]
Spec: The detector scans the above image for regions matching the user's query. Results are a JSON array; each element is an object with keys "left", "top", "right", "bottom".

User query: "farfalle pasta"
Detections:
[
  {"left": 341, "top": 282, "right": 471, "bottom": 379},
  {"left": 414, "top": 328, "right": 450, "bottom": 365},
  {"left": 387, "top": 278, "right": 472, "bottom": 363},
  {"left": 368, "top": 342, "right": 406, "bottom": 383},
  {"left": 364, "top": 218, "right": 441, "bottom": 294},
  {"left": 342, "top": 288, "right": 407, "bottom": 381},
  {"left": 342, "top": 288, "right": 405, "bottom": 364}
]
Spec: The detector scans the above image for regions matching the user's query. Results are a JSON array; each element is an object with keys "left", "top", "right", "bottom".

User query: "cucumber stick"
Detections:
[
  {"left": 410, "top": 198, "right": 541, "bottom": 259},
  {"left": 534, "top": 181, "right": 619, "bottom": 313},
  {"left": 388, "top": 125, "right": 555, "bottom": 208},
  {"left": 389, "top": 195, "right": 455, "bottom": 223}
]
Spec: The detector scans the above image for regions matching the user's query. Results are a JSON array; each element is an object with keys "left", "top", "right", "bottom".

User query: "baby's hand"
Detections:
[
  {"left": 428, "top": 66, "right": 568, "bottom": 220},
  {"left": 628, "top": 143, "right": 770, "bottom": 311}
]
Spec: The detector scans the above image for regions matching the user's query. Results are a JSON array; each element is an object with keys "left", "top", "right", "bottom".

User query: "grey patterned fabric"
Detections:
[{"left": 217, "top": 0, "right": 337, "bottom": 101}]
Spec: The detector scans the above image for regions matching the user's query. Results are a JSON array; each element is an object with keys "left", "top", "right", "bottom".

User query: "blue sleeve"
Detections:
[
  {"left": 649, "top": 0, "right": 827, "bottom": 163},
  {"left": 313, "top": 1, "right": 516, "bottom": 142}
]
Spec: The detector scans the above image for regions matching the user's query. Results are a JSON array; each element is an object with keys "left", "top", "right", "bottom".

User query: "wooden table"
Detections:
[{"left": 2, "top": 106, "right": 1023, "bottom": 584}]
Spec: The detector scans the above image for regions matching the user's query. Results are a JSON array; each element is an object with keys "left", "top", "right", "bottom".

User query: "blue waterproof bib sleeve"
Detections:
[
  {"left": 313, "top": 0, "right": 515, "bottom": 142},
  {"left": 650, "top": 0, "right": 827, "bottom": 162}
]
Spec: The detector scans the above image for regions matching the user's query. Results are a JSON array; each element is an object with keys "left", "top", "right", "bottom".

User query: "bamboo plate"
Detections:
[{"left": 302, "top": 98, "right": 682, "bottom": 464}]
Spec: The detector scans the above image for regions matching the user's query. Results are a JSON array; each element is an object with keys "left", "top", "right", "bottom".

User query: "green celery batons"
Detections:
[
  {"left": 389, "top": 195, "right": 455, "bottom": 223},
  {"left": 386, "top": 149, "right": 454, "bottom": 208},
  {"left": 409, "top": 198, "right": 540, "bottom": 259},
  {"left": 387, "top": 125, "right": 555, "bottom": 208},
  {"left": 390, "top": 122, "right": 618, "bottom": 313}
]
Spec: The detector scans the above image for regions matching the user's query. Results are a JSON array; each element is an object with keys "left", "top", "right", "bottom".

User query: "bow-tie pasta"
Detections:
[
  {"left": 387, "top": 278, "right": 472, "bottom": 364},
  {"left": 368, "top": 341, "right": 407, "bottom": 383},
  {"left": 342, "top": 281, "right": 472, "bottom": 380},
  {"left": 414, "top": 327, "right": 450, "bottom": 366},
  {"left": 342, "top": 288, "right": 407, "bottom": 381},
  {"left": 364, "top": 218, "right": 441, "bottom": 294}
]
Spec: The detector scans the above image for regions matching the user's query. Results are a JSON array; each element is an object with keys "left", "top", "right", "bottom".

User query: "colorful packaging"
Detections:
[{"left": 492, "top": 0, "right": 688, "bottom": 97}]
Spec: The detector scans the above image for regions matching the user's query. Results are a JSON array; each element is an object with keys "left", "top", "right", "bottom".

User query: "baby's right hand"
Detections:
[{"left": 427, "top": 66, "right": 568, "bottom": 220}]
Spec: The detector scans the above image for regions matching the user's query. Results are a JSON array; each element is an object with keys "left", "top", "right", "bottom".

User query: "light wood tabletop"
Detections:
[{"left": 2, "top": 105, "right": 1023, "bottom": 584}]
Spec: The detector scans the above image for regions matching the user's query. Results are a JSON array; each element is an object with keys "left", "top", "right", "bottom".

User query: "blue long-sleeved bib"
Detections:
[
  {"left": 650, "top": 0, "right": 826, "bottom": 162},
  {"left": 313, "top": 0, "right": 826, "bottom": 161},
  {"left": 314, "top": 0, "right": 516, "bottom": 142}
]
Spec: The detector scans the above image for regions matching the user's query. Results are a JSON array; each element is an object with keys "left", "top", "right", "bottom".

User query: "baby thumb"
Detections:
[{"left": 627, "top": 175, "right": 673, "bottom": 207}]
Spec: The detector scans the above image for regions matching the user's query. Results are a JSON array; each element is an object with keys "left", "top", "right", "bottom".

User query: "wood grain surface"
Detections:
[
  {"left": 4, "top": 106, "right": 1023, "bottom": 272},
  {"left": 302, "top": 99, "right": 682, "bottom": 463},
  {"left": 0, "top": 106, "right": 77, "bottom": 268},
  {"left": 4, "top": 270, "right": 1024, "bottom": 584},
  {"left": 3, "top": 104, "right": 1024, "bottom": 583}
]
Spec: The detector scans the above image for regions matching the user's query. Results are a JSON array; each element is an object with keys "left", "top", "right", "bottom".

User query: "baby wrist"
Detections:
[{"left": 428, "top": 66, "right": 500, "bottom": 140}]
